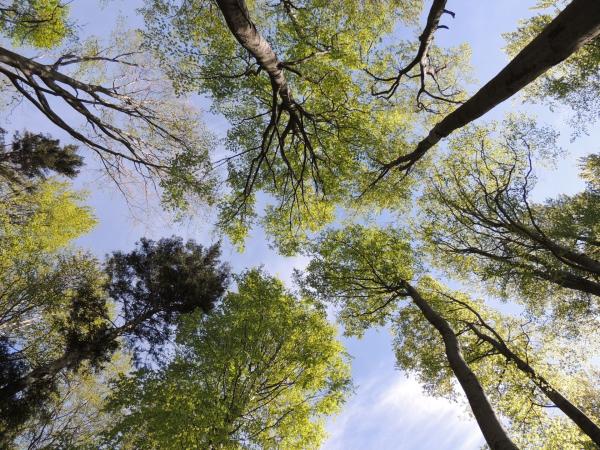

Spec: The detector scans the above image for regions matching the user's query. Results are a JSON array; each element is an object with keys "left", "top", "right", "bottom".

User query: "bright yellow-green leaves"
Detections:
[
  {"left": 1, "top": 0, "right": 70, "bottom": 48},
  {"left": 418, "top": 119, "right": 559, "bottom": 297},
  {"left": 105, "top": 269, "right": 351, "bottom": 449},
  {"left": 303, "top": 224, "right": 416, "bottom": 336},
  {"left": 142, "top": 0, "right": 440, "bottom": 252},
  {"left": 0, "top": 179, "right": 97, "bottom": 334},
  {"left": 0, "top": 181, "right": 95, "bottom": 266}
]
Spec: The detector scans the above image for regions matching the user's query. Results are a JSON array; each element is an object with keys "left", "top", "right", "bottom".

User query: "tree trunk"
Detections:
[
  {"left": 385, "top": 0, "right": 600, "bottom": 171},
  {"left": 469, "top": 325, "right": 600, "bottom": 446},
  {"left": 214, "top": 0, "right": 293, "bottom": 107},
  {"left": 0, "top": 348, "right": 84, "bottom": 404},
  {"left": 404, "top": 283, "right": 518, "bottom": 450}
]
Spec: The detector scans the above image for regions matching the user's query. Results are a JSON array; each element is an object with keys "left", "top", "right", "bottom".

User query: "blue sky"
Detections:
[{"left": 4, "top": 1, "right": 598, "bottom": 448}]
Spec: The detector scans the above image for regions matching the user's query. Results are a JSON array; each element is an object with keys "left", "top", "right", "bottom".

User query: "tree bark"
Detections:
[
  {"left": 468, "top": 325, "right": 600, "bottom": 446},
  {"left": 384, "top": 0, "right": 600, "bottom": 172},
  {"left": 404, "top": 283, "right": 518, "bottom": 450},
  {"left": 215, "top": 0, "right": 293, "bottom": 107}
]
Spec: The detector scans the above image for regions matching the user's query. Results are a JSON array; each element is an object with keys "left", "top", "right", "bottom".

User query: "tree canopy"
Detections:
[
  {"left": 103, "top": 269, "right": 351, "bottom": 449},
  {"left": 1, "top": 0, "right": 600, "bottom": 448}
]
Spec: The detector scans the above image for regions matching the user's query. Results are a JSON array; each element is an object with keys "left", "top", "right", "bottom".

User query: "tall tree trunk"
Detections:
[
  {"left": 384, "top": 0, "right": 600, "bottom": 172},
  {"left": 403, "top": 283, "right": 518, "bottom": 450},
  {"left": 468, "top": 325, "right": 600, "bottom": 446},
  {"left": 214, "top": 0, "right": 293, "bottom": 107}
]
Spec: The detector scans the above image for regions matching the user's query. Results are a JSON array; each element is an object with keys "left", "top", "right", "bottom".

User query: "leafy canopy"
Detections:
[{"left": 104, "top": 269, "right": 351, "bottom": 449}]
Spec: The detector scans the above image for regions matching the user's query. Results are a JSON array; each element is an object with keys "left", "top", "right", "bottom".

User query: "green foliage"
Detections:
[
  {"left": 104, "top": 269, "right": 351, "bottom": 449},
  {"left": 302, "top": 224, "right": 416, "bottom": 336},
  {"left": 0, "top": 129, "right": 83, "bottom": 186},
  {"left": 140, "top": 0, "right": 472, "bottom": 252},
  {"left": 0, "top": 178, "right": 100, "bottom": 440},
  {"left": 303, "top": 223, "right": 600, "bottom": 448},
  {"left": 14, "top": 351, "right": 132, "bottom": 450},
  {"left": 391, "top": 277, "right": 600, "bottom": 450},
  {"left": 418, "top": 118, "right": 600, "bottom": 318},
  {"left": 0, "top": 0, "right": 70, "bottom": 48},
  {"left": 0, "top": 179, "right": 96, "bottom": 270}
]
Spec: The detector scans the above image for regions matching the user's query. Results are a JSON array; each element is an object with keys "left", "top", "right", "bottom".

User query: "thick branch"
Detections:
[
  {"left": 215, "top": 0, "right": 293, "bottom": 107},
  {"left": 0, "top": 45, "right": 185, "bottom": 181},
  {"left": 467, "top": 324, "right": 600, "bottom": 446},
  {"left": 375, "top": 0, "right": 600, "bottom": 180}
]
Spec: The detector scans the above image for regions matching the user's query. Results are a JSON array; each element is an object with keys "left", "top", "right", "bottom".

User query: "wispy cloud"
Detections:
[{"left": 324, "top": 332, "right": 483, "bottom": 450}]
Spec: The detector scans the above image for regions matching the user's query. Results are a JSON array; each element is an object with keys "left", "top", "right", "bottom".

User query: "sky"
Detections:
[{"left": 4, "top": 1, "right": 598, "bottom": 448}]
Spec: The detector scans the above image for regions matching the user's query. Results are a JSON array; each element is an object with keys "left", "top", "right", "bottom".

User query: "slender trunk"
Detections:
[
  {"left": 469, "top": 325, "right": 600, "bottom": 446},
  {"left": 0, "top": 310, "right": 152, "bottom": 403},
  {"left": 385, "top": 0, "right": 600, "bottom": 171},
  {"left": 403, "top": 283, "right": 518, "bottom": 450}
]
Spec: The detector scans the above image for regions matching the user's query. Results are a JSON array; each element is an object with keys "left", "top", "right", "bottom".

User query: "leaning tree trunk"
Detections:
[
  {"left": 215, "top": 0, "right": 294, "bottom": 108},
  {"left": 384, "top": 0, "right": 600, "bottom": 172},
  {"left": 403, "top": 283, "right": 518, "bottom": 450},
  {"left": 0, "top": 310, "right": 151, "bottom": 405},
  {"left": 469, "top": 325, "right": 600, "bottom": 446}
]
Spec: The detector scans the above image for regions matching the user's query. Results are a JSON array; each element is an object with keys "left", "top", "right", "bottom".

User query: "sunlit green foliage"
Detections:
[
  {"left": 302, "top": 224, "right": 416, "bottom": 336},
  {"left": 141, "top": 0, "right": 471, "bottom": 252},
  {"left": 0, "top": 178, "right": 100, "bottom": 440},
  {"left": 0, "top": 0, "right": 70, "bottom": 48},
  {"left": 418, "top": 118, "right": 600, "bottom": 319},
  {"left": 104, "top": 269, "right": 351, "bottom": 449},
  {"left": 302, "top": 224, "right": 600, "bottom": 449},
  {"left": 13, "top": 351, "right": 132, "bottom": 449}
]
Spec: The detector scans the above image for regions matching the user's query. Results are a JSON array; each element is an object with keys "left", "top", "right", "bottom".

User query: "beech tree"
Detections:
[
  {"left": 0, "top": 2, "right": 216, "bottom": 211},
  {"left": 103, "top": 269, "right": 351, "bottom": 449},
  {"left": 0, "top": 0, "right": 70, "bottom": 49},
  {"left": 0, "top": 175, "right": 98, "bottom": 442},
  {"left": 3, "top": 0, "right": 600, "bottom": 447},
  {"left": 142, "top": 0, "right": 468, "bottom": 252},
  {"left": 419, "top": 119, "right": 600, "bottom": 318},
  {"left": 504, "top": 0, "right": 600, "bottom": 136},
  {"left": 300, "top": 225, "right": 600, "bottom": 448},
  {"left": 141, "top": 0, "right": 600, "bottom": 252}
]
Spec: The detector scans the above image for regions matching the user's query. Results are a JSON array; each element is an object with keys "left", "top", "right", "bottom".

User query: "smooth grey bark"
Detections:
[
  {"left": 215, "top": 0, "right": 294, "bottom": 107},
  {"left": 467, "top": 325, "right": 600, "bottom": 446},
  {"left": 403, "top": 282, "right": 519, "bottom": 450},
  {"left": 382, "top": 0, "right": 600, "bottom": 174}
]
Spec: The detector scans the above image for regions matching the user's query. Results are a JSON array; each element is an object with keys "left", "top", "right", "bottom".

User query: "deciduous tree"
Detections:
[{"left": 103, "top": 269, "right": 351, "bottom": 449}]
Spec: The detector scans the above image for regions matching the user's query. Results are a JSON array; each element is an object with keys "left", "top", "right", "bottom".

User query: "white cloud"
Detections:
[{"left": 323, "top": 333, "right": 484, "bottom": 450}]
